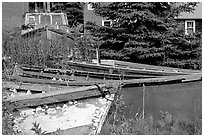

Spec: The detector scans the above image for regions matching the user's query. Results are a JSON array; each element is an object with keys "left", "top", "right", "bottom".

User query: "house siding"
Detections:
[
  {"left": 175, "top": 2, "right": 202, "bottom": 34},
  {"left": 84, "top": 2, "right": 110, "bottom": 29},
  {"left": 176, "top": 19, "right": 202, "bottom": 34},
  {"left": 84, "top": 3, "right": 103, "bottom": 26},
  {"left": 195, "top": 19, "right": 202, "bottom": 33}
]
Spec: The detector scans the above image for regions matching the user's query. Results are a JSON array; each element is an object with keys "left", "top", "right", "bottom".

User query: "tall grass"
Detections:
[
  {"left": 2, "top": 28, "right": 96, "bottom": 80},
  {"left": 101, "top": 83, "right": 202, "bottom": 135}
]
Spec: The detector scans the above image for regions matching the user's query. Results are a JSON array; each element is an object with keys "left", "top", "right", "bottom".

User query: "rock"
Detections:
[
  {"left": 52, "top": 78, "right": 56, "bottom": 80},
  {"left": 47, "top": 108, "right": 57, "bottom": 114},
  {"left": 68, "top": 101, "right": 73, "bottom": 105},
  {"left": 58, "top": 78, "right": 63, "bottom": 81},
  {"left": 26, "top": 90, "right": 31, "bottom": 95},
  {"left": 56, "top": 106, "right": 61, "bottom": 110},
  {"left": 10, "top": 93, "right": 15, "bottom": 97},
  {"left": 73, "top": 100, "right": 77, "bottom": 104},
  {"left": 63, "top": 104, "right": 68, "bottom": 109},
  {"left": 36, "top": 106, "right": 42, "bottom": 111}
]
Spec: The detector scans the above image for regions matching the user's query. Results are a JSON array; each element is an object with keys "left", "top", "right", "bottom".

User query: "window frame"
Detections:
[
  {"left": 102, "top": 20, "right": 112, "bottom": 27},
  {"left": 185, "top": 20, "right": 196, "bottom": 35},
  {"left": 87, "top": 3, "right": 94, "bottom": 10}
]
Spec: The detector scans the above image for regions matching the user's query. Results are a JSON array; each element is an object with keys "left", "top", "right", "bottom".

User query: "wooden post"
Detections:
[
  {"left": 142, "top": 83, "right": 145, "bottom": 119},
  {"left": 96, "top": 47, "right": 100, "bottom": 65},
  {"left": 34, "top": 2, "right": 38, "bottom": 12},
  {"left": 47, "top": 2, "right": 50, "bottom": 12},
  {"left": 43, "top": 2, "right": 46, "bottom": 12}
]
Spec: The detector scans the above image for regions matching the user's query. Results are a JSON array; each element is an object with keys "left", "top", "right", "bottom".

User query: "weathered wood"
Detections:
[
  {"left": 11, "top": 73, "right": 201, "bottom": 87},
  {"left": 2, "top": 81, "right": 71, "bottom": 93},
  {"left": 15, "top": 64, "right": 157, "bottom": 80},
  {"left": 95, "top": 94, "right": 115, "bottom": 135},
  {"left": 11, "top": 75, "right": 100, "bottom": 86},
  {"left": 62, "top": 61, "right": 190, "bottom": 76},
  {"left": 181, "top": 73, "right": 202, "bottom": 82},
  {"left": 3, "top": 84, "right": 116, "bottom": 109},
  {"left": 111, "top": 60, "right": 201, "bottom": 74}
]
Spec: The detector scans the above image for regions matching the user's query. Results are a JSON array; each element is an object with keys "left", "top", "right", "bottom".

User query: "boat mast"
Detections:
[
  {"left": 43, "top": 2, "right": 51, "bottom": 12},
  {"left": 47, "top": 2, "right": 50, "bottom": 12}
]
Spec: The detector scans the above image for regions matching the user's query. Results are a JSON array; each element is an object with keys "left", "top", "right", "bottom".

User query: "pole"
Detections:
[
  {"left": 96, "top": 47, "right": 100, "bottom": 65},
  {"left": 34, "top": 2, "right": 38, "bottom": 12},
  {"left": 43, "top": 2, "right": 46, "bottom": 12},
  {"left": 142, "top": 83, "right": 145, "bottom": 119},
  {"left": 47, "top": 2, "right": 50, "bottom": 12}
]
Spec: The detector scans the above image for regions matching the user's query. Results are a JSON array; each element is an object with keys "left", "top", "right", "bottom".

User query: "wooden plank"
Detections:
[
  {"left": 16, "top": 64, "right": 157, "bottom": 80},
  {"left": 3, "top": 84, "right": 117, "bottom": 109},
  {"left": 95, "top": 94, "right": 115, "bottom": 135},
  {"left": 63, "top": 61, "right": 190, "bottom": 76},
  {"left": 112, "top": 60, "right": 201, "bottom": 74},
  {"left": 181, "top": 73, "right": 202, "bottom": 82},
  {"left": 2, "top": 81, "right": 71, "bottom": 92},
  {"left": 11, "top": 73, "right": 201, "bottom": 87},
  {"left": 11, "top": 75, "right": 101, "bottom": 86},
  {"left": 17, "top": 61, "right": 190, "bottom": 77}
]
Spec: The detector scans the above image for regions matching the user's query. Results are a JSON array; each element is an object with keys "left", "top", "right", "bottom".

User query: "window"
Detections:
[
  {"left": 52, "top": 15, "right": 63, "bottom": 25},
  {"left": 28, "top": 16, "right": 36, "bottom": 25},
  {"left": 41, "top": 15, "right": 51, "bottom": 25},
  {"left": 102, "top": 20, "right": 112, "bottom": 27},
  {"left": 87, "top": 3, "right": 94, "bottom": 10},
  {"left": 185, "top": 20, "right": 195, "bottom": 35}
]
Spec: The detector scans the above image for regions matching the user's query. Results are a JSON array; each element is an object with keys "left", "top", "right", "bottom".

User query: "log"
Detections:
[
  {"left": 3, "top": 84, "right": 117, "bottom": 109},
  {"left": 2, "top": 81, "right": 71, "bottom": 92}
]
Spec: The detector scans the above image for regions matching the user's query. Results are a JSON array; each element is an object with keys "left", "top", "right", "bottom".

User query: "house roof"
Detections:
[{"left": 177, "top": 2, "right": 202, "bottom": 19}]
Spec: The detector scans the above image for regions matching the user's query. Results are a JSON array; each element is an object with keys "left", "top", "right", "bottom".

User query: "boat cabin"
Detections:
[{"left": 21, "top": 12, "right": 69, "bottom": 36}]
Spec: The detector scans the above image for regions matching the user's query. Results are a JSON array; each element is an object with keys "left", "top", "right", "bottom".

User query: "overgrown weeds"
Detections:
[
  {"left": 2, "top": 28, "right": 96, "bottom": 80},
  {"left": 102, "top": 83, "right": 202, "bottom": 135}
]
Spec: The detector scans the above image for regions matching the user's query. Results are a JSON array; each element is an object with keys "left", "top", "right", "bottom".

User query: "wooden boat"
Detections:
[
  {"left": 12, "top": 64, "right": 157, "bottom": 82},
  {"left": 3, "top": 63, "right": 201, "bottom": 135},
  {"left": 9, "top": 63, "right": 201, "bottom": 87},
  {"left": 21, "top": 11, "right": 75, "bottom": 48},
  {"left": 3, "top": 83, "right": 116, "bottom": 135},
  {"left": 56, "top": 60, "right": 198, "bottom": 76}
]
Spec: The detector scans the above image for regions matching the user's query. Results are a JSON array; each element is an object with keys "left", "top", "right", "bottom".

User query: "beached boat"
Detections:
[
  {"left": 21, "top": 12, "right": 75, "bottom": 45},
  {"left": 3, "top": 63, "right": 201, "bottom": 135},
  {"left": 21, "top": 9, "right": 75, "bottom": 49},
  {"left": 53, "top": 59, "right": 199, "bottom": 77},
  {"left": 3, "top": 83, "right": 116, "bottom": 135}
]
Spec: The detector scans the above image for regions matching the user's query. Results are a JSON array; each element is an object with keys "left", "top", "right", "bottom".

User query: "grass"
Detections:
[
  {"left": 101, "top": 84, "right": 202, "bottom": 135},
  {"left": 2, "top": 28, "right": 202, "bottom": 135}
]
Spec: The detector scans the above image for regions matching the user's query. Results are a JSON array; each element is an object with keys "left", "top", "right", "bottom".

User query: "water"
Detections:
[
  {"left": 101, "top": 80, "right": 202, "bottom": 134},
  {"left": 122, "top": 81, "right": 202, "bottom": 121}
]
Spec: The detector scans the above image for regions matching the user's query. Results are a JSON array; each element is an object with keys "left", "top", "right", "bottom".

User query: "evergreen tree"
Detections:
[
  {"left": 50, "top": 2, "right": 84, "bottom": 28},
  {"left": 85, "top": 2, "right": 201, "bottom": 69}
]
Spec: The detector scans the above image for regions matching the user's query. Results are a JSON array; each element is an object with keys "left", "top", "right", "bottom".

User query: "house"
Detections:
[
  {"left": 175, "top": 2, "right": 202, "bottom": 35},
  {"left": 3, "top": 2, "right": 201, "bottom": 35},
  {"left": 84, "top": 2, "right": 202, "bottom": 35},
  {"left": 2, "top": 2, "right": 29, "bottom": 31},
  {"left": 84, "top": 2, "right": 112, "bottom": 32}
]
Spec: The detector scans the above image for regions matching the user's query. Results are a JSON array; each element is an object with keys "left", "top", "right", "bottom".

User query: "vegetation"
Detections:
[
  {"left": 50, "top": 2, "right": 84, "bottom": 28},
  {"left": 2, "top": 28, "right": 75, "bottom": 78},
  {"left": 2, "top": 93, "right": 15, "bottom": 135},
  {"left": 31, "top": 122, "right": 46, "bottom": 135},
  {"left": 85, "top": 2, "right": 201, "bottom": 69},
  {"left": 101, "top": 85, "right": 202, "bottom": 135},
  {"left": 2, "top": 2, "right": 202, "bottom": 135}
]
